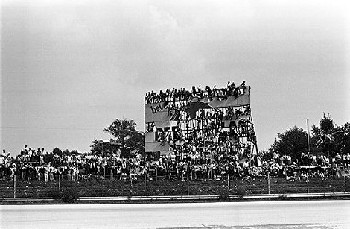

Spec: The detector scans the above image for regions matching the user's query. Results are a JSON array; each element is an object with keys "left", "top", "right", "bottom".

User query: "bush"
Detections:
[
  {"left": 278, "top": 194, "right": 288, "bottom": 200},
  {"left": 47, "top": 190, "right": 62, "bottom": 200},
  {"left": 236, "top": 186, "right": 247, "bottom": 197},
  {"left": 61, "top": 188, "right": 79, "bottom": 203},
  {"left": 218, "top": 187, "right": 230, "bottom": 200}
]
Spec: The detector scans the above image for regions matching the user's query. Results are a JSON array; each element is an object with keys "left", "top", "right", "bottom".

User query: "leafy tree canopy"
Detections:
[
  {"left": 269, "top": 126, "right": 308, "bottom": 161},
  {"left": 91, "top": 118, "right": 145, "bottom": 157},
  {"left": 320, "top": 113, "right": 334, "bottom": 135},
  {"left": 52, "top": 147, "right": 63, "bottom": 156},
  {"left": 270, "top": 114, "right": 350, "bottom": 162},
  {"left": 104, "top": 119, "right": 137, "bottom": 144}
]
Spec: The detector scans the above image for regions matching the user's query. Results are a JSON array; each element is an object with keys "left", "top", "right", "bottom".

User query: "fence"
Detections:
[{"left": 0, "top": 175, "right": 349, "bottom": 199}]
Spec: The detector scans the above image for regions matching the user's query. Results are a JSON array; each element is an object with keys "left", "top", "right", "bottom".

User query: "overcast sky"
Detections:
[{"left": 1, "top": 0, "right": 350, "bottom": 154}]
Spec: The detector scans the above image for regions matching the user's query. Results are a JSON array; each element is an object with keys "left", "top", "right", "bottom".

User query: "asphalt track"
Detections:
[{"left": 1, "top": 200, "right": 350, "bottom": 229}]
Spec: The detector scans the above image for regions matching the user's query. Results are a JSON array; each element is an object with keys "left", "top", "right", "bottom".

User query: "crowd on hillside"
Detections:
[
  {"left": 1, "top": 145, "right": 349, "bottom": 182},
  {"left": 145, "top": 82, "right": 255, "bottom": 166},
  {"left": 145, "top": 81, "right": 248, "bottom": 104}
]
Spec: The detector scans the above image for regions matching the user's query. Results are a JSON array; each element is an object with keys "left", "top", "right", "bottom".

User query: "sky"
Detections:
[{"left": 1, "top": 0, "right": 350, "bottom": 155}]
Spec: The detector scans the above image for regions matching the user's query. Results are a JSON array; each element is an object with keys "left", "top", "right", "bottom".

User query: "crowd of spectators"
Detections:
[
  {"left": 1, "top": 145, "right": 350, "bottom": 182},
  {"left": 145, "top": 81, "right": 248, "bottom": 104},
  {"left": 1, "top": 82, "right": 349, "bottom": 183},
  {"left": 148, "top": 105, "right": 255, "bottom": 145},
  {"left": 145, "top": 81, "right": 257, "bottom": 173}
]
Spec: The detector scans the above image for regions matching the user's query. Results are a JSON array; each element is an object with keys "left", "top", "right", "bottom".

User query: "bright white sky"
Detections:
[{"left": 1, "top": 0, "right": 350, "bottom": 154}]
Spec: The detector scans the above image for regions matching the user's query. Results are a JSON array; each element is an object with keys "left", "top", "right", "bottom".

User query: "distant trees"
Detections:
[
  {"left": 269, "top": 126, "right": 308, "bottom": 161},
  {"left": 104, "top": 119, "right": 137, "bottom": 147},
  {"left": 52, "top": 148, "right": 79, "bottom": 156},
  {"left": 52, "top": 147, "right": 63, "bottom": 156},
  {"left": 269, "top": 113, "right": 350, "bottom": 161},
  {"left": 90, "top": 140, "right": 105, "bottom": 154},
  {"left": 43, "top": 148, "right": 80, "bottom": 164},
  {"left": 91, "top": 118, "right": 145, "bottom": 157},
  {"left": 311, "top": 114, "right": 350, "bottom": 158}
]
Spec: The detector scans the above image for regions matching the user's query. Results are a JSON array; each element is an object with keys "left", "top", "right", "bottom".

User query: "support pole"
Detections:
[
  {"left": 155, "top": 167, "right": 158, "bottom": 181},
  {"left": 228, "top": 173, "right": 230, "bottom": 189},
  {"left": 58, "top": 174, "right": 61, "bottom": 191},
  {"left": 13, "top": 175, "right": 17, "bottom": 199},
  {"left": 187, "top": 175, "right": 190, "bottom": 195},
  {"left": 307, "top": 118, "right": 311, "bottom": 154},
  {"left": 267, "top": 171, "right": 271, "bottom": 195},
  {"left": 344, "top": 175, "right": 346, "bottom": 193}
]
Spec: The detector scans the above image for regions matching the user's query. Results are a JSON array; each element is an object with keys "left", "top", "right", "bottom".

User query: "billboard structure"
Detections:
[{"left": 145, "top": 81, "right": 257, "bottom": 162}]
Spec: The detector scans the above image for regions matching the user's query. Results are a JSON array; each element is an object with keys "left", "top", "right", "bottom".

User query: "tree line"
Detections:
[
  {"left": 268, "top": 114, "right": 350, "bottom": 162},
  {"left": 53, "top": 113, "right": 349, "bottom": 163}
]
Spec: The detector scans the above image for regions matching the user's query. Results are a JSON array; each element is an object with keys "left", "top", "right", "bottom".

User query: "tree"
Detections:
[
  {"left": 320, "top": 113, "right": 334, "bottom": 135},
  {"left": 103, "top": 118, "right": 144, "bottom": 157},
  {"left": 329, "top": 122, "right": 350, "bottom": 158},
  {"left": 269, "top": 126, "right": 308, "bottom": 161},
  {"left": 70, "top": 150, "right": 79, "bottom": 155},
  {"left": 125, "top": 131, "right": 145, "bottom": 156},
  {"left": 270, "top": 114, "right": 350, "bottom": 165},
  {"left": 260, "top": 150, "right": 273, "bottom": 162},
  {"left": 104, "top": 119, "right": 137, "bottom": 146},
  {"left": 52, "top": 147, "right": 63, "bottom": 156},
  {"left": 312, "top": 114, "right": 336, "bottom": 158},
  {"left": 90, "top": 140, "right": 104, "bottom": 155},
  {"left": 90, "top": 139, "right": 121, "bottom": 156},
  {"left": 342, "top": 123, "right": 350, "bottom": 155},
  {"left": 63, "top": 149, "right": 71, "bottom": 156},
  {"left": 309, "top": 125, "right": 323, "bottom": 155}
]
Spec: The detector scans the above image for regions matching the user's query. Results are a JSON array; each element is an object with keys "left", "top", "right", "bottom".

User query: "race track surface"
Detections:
[{"left": 1, "top": 200, "right": 349, "bottom": 229}]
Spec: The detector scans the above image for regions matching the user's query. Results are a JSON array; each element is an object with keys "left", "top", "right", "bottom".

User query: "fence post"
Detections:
[
  {"left": 267, "top": 172, "right": 271, "bottom": 195},
  {"left": 58, "top": 174, "right": 61, "bottom": 191},
  {"left": 13, "top": 175, "right": 17, "bottom": 198},
  {"left": 187, "top": 177, "right": 189, "bottom": 195},
  {"left": 227, "top": 173, "right": 230, "bottom": 189},
  {"left": 130, "top": 174, "right": 133, "bottom": 187},
  {"left": 155, "top": 168, "right": 158, "bottom": 181}
]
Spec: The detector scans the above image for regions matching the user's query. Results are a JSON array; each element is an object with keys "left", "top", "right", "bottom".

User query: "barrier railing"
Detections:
[{"left": 0, "top": 175, "right": 348, "bottom": 199}]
